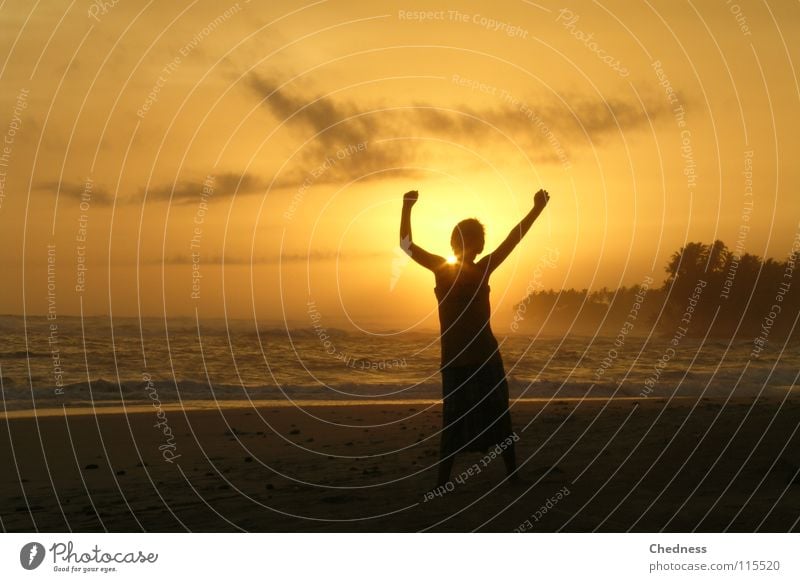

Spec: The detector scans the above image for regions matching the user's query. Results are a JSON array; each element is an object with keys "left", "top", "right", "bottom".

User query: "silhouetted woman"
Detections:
[{"left": 399, "top": 189, "right": 550, "bottom": 486}]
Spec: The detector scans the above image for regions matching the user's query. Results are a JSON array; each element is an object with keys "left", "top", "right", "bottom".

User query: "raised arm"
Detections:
[
  {"left": 400, "top": 190, "right": 445, "bottom": 271},
  {"left": 479, "top": 189, "right": 550, "bottom": 274}
]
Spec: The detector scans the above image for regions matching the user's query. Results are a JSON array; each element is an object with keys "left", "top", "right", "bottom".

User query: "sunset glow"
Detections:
[{"left": 0, "top": 1, "right": 794, "bottom": 333}]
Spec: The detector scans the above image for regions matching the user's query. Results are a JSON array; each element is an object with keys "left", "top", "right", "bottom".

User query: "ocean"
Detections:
[{"left": 0, "top": 315, "right": 797, "bottom": 411}]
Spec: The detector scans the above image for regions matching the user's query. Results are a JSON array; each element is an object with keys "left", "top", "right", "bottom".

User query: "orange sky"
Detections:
[{"left": 0, "top": 0, "right": 798, "bottom": 330}]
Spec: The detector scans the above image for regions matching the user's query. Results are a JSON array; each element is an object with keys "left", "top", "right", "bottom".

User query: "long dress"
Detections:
[{"left": 434, "top": 261, "right": 514, "bottom": 455}]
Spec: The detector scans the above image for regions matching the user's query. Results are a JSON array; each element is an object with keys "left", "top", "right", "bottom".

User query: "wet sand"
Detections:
[{"left": 1, "top": 396, "right": 798, "bottom": 532}]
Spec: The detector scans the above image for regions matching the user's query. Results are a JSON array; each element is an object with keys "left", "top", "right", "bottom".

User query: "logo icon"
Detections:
[{"left": 20, "top": 542, "right": 45, "bottom": 570}]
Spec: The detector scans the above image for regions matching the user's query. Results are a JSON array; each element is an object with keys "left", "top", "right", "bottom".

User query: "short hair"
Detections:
[{"left": 451, "top": 218, "right": 485, "bottom": 255}]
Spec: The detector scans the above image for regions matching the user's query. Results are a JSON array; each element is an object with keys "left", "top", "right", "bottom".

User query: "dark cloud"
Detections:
[
  {"left": 247, "top": 74, "right": 426, "bottom": 187},
  {"left": 38, "top": 78, "right": 673, "bottom": 208},
  {"left": 37, "top": 180, "right": 115, "bottom": 206},
  {"left": 464, "top": 95, "right": 672, "bottom": 139},
  {"left": 143, "top": 171, "right": 269, "bottom": 204},
  {"left": 245, "top": 72, "right": 674, "bottom": 182},
  {"left": 38, "top": 173, "right": 271, "bottom": 206}
]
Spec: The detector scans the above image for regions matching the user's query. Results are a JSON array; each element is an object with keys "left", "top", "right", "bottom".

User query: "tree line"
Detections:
[{"left": 514, "top": 240, "right": 799, "bottom": 343}]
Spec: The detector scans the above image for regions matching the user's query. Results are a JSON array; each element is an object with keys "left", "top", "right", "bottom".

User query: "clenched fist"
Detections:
[{"left": 534, "top": 189, "right": 550, "bottom": 210}]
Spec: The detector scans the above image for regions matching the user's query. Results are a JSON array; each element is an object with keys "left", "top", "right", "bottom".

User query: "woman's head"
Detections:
[{"left": 451, "top": 218, "right": 485, "bottom": 259}]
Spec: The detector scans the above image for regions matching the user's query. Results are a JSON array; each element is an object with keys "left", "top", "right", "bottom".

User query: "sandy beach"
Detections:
[{"left": 1, "top": 395, "right": 798, "bottom": 532}]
